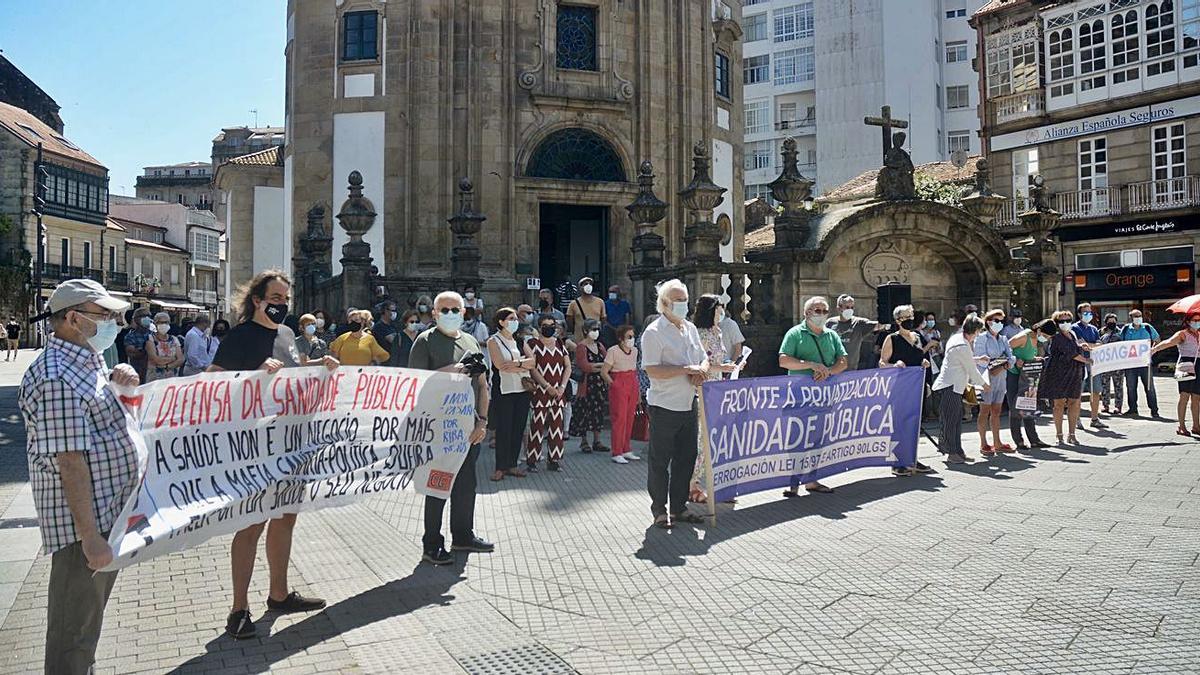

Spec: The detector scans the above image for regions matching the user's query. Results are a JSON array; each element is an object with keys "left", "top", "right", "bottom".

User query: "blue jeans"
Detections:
[{"left": 1124, "top": 367, "right": 1158, "bottom": 414}]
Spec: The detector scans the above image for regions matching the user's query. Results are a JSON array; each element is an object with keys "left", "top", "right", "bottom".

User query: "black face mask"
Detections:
[
  {"left": 1106, "top": 322, "right": 1117, "bottom": 329},
  {"left": 264, "top": 302, "right": 289, "bottom": 324},
  {"left": 538, "top": 300, "right": 550, "bottom": 309},
  {"left": 347, "top": 321, "right": 363, "bottom": 333},
  {"left": 900, "top": 318, "right": 918, "bottom": 331},
  {"left": 540, "top": 325, "right": 556, "bottom": 338},
  {"left": 213, "top": 326, "right": 227, "bottom": 337}
]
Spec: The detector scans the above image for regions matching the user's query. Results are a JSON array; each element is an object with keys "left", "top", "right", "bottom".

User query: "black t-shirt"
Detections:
[
  {"left": 211, "top": 321, "right": 278, "bottom": 371},
  {"left": 6, "top": 322, "right": 20, "bottom": 339}
]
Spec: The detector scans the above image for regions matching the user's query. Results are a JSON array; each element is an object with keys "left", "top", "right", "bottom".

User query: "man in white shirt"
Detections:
[
  {"left": 182, "top": 315, "right": 218, "bottom": 375},
  {"left": 720, "top": 313, "right": 745, "bottom": 364},
  {"left": 641, "top": 279, "right": 709, "bottom": 529}
]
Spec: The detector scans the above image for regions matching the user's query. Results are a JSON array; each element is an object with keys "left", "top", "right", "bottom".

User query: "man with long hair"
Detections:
[{"left": 207, "top": 270, "right": 338, "bottom": 639}]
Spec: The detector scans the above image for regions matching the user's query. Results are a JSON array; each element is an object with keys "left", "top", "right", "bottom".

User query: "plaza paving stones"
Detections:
[{"left": 0, "top": 350, "right": 1197, "bottom": 673}]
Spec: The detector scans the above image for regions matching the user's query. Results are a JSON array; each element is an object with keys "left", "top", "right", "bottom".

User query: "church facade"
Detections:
[{"left": 284, "top": 0, "right": 744, "bottom": 308}]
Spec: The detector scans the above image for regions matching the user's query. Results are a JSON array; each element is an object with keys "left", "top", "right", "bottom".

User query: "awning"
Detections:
[
  {"left": 153, "top": 300, "right": 205, "bottom": 312},
  {"left": 110, "top": 291, "right": 132, "bottom": 297}
]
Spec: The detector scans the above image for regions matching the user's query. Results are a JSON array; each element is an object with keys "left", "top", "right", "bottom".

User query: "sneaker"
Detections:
[
  {"left": 945, "top": 453, "right": 967, "bottom": 465},
  {"left": 225, "top": 610, "right": 256, "bottom": 640},
  {"left": 612, "top": 455, "right": 629, "bottom": 464},
  {"left": 624, "top": 453, "right": 641, "bottom": 461},
  {"left": 892, "top": 466, "right": 916, "bottom": 477},
  {"left": 451, "top": 536, "right": 495, "bottom": 553},
  {"left": 912, "top": 462, "right": 935, "bottom": 474},
  {"left": 422, "top": 547, "right": 454, "bottom": 565},
  {"left": 1122, "top": 409, "right": 1140, "bottom": 418},
  {"left": 266, "top": 591, "right": 326, "bottom": 614},
  {"left": 1090, "top": 418, "right": 1106, "bottom": 428}
]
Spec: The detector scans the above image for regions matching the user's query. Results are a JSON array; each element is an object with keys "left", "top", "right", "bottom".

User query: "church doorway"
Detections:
[{"left": 539, "top": 203, "right": 608, "bottom": 293}]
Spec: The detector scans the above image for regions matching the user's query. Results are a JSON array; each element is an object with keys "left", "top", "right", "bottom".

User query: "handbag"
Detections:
[
  {"left": 632, "top": 400, "right": 650, "bottom": 441},
  {"left": 1175, "top": 356, "right": 1197, "bottom": 382},
  {"left": 963, "top": 385, "right": 979, "bottom": 406}
]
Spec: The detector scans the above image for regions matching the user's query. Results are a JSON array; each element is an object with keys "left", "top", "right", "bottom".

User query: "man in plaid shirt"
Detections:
[{"left": 18, "top": 279, "right": 140, "bottom": 674}]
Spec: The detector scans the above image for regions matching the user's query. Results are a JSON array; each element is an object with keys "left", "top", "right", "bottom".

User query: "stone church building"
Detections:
[{"left": 284, "top": 0, "right": 744, "bottom": 310}]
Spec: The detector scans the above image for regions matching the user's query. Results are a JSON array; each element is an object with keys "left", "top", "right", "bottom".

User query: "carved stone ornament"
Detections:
[{"left": 861, "top": 239, "right": 912, "bottom": 289}]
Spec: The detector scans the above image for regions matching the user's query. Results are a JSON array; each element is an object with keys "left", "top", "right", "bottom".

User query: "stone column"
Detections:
[
  {"left": 293, "top": 203, "right": 332, "bottom": 314},
  {"left": 625, "top": 160, "right": 668, "bottom": 323},
  {"left": 336, "top": 171, "right": 377, "bottom": 314},
  {"left": 447, "top": 177, "right": 485, "bottom": 290},
  {"left": 1016, "top": 176, "right": 1062, "bottom": 320}
]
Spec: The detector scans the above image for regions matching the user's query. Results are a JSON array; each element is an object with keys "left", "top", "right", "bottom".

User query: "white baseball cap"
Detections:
[{"left": 34, "top": 278, "right": 129, "bottom": 321}]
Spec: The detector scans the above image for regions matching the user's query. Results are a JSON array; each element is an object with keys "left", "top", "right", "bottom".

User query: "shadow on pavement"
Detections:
[{"left": 169, "top": 560, "right": 467, "bottom": 674}]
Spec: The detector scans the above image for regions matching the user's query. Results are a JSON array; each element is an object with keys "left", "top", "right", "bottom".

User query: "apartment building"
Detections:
[
  {"left": 975, "top": 0, "right": 1200, "bottom": 329},
  {"left": 742, "top": 0, "right": 987, "bottom": 200}
]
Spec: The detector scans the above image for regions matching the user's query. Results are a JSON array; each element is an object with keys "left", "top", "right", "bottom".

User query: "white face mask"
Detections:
[
  {"left": 1132, "top": 317, "right": 1143, "bottom": 326},
  {"left": 407, "top": 321, "right": 420, "bottom": 331},
  {"left": 1058, "top": 322, "right": 1073, "bottom": 333},
  {"left": 715, "top": 308, "right": 726, "bottom": 323},
  {"left": 315, "top": 318, "right": 326, "bottom": 329},
  {"left": 505, "top": 319, "right": 520, "bottom": 334},
  {"left": 989, "top": 321, "right": 1004, "bottom": 333},
  {"left": 841, "top": 308, "right": 854, "bottom": 320},
  {"left": 82, "top": 315, "right": 119, "bottom": 353},
  {"left": 809, "top": 312, "right": 828, "bottom": 326},
  {"left": 147, "top": 323, "right": 159, "bottom": 335},
  {"left": 465, "top": 292, "right": 475, "bottom": 300},
  {"left": 582, "top": 284, "right": 594, "bottom": 295},
  {"left": 622, "top": 338, "right": 634, "bottom": 349},
  {"left": 1013, "top": 317, "right": 1023, "bottom": 326},
  {"left": 671, "top": 300, "right": 689, "bottom": 318},
  {"left": 305, "top": 324, "right": 317, "bottom": 336},
  {"left": 587, "top": 330, "right": 600, "bottom": 340},
  {"left": 948, "top": 317, "right": 957, "bottom": 327}
]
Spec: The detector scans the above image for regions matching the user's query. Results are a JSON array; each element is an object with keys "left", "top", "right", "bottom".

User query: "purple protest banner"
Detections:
[{"left": 699, "top": 367, "right": 923, "bottom": 503}]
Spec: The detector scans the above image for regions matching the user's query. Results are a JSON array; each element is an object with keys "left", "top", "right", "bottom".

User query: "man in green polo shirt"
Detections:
[{"left": 778, "top": 295, "right": 849, "bottom": 496}]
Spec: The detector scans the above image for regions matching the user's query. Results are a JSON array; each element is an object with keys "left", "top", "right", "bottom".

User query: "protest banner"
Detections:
[
  {"left": 1090, "top": 339, "right": 1151, "bottom": 376},
  {"left": 102, "top": 366, "right": 476, "bottom": 571},
  {"left": 700, "top": 367, "right": 923, "bottom": 503}
]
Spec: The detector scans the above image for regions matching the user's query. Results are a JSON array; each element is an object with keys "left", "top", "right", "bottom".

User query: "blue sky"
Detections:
[{"left": 1, "top": 0, "right": 286, "bottom": 194}]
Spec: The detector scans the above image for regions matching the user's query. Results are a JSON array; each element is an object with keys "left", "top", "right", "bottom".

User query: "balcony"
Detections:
[
  {"left": 1052, "top": 188, "right": 1121, "bottom": 220},
  {"left": 988, "top": 90, "right": 1045, "bottom": 126},
  {"left": 189, "top": 289, "right": 218, "bottom": 306},
  {"left": 107, "top": 271, "right": 128, "bottom": 289},
  {"left": 774, "top": 116, "right": 817, "bottom": 133},
  {"left": 993, "top": 197, "right": 1027, "bottom": 231},
  {"left": 1127, "top": 177, "right": 1200, "bottom": 213}
]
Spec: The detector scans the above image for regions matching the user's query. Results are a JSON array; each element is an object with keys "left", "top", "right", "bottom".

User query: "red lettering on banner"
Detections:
[
  {"left": 241, "top": 379, "right": 266, "bottom": 419},
  {"left": 152, "top": 380, "right": 233, "bottom": 429},
  {"left": 426, "top": 469, "right": 454, "bottom": 491},
  {"left": 351, "top": 372, "right": 420, "bottom": 413},
  {"left": 271, "top": 373, "right": 344, "bottom": 417}
]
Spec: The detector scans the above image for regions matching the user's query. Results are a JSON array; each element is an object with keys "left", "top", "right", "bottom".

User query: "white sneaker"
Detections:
[
  {"left": 611, "top": 455, "right": 629, "bottom": 464},
  {"left": 624, "top": 453, "right": 641, "bottom": 461}
]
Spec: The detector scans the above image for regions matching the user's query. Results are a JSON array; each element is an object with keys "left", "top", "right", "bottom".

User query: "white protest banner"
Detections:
[
  {"left": 102, "top": 366, "right": 475, "bottom": 571},
  {"left": 1090, "top": 339, "right": 1151, "bottom": 377}
]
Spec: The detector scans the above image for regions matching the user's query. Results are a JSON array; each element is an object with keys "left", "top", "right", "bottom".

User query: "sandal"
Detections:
[
  {"left": 1177, "top": 427, "right": 1192, "bottom": 436},
  {"left": 1191, "top": 427, "right": 1200, "bottom": 435},
  {"left": 805, "top": 483, "right": 834, "bottom": 494},
  {"left": 580, "top": 441, "right": 592, "bottom": 454},
  {"left": 995, "top": 444, "right": 1015, "bottom": 454},
  {"left": 980, "top": 444, "right": 996, "bottom": 456},
  {"left": 506, "top": 467, "right": 527, "bottom": 478},
  {"left": 593, "top": 442, "right": 610, "bottom": 454},
  {"left": 689, "top": 487, "right": 708, "bottom": 504},
  {"left": 489, "top": 470, "right": 505, "bottom": 482},
  {"left": 653, "top": 514, "right": 672, "bottom": 529},
  {"left": 1068, "top": 435, "right": 1079, "bottom": 444}
]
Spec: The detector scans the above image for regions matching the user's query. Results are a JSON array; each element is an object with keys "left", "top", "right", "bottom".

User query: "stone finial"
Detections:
[
  {"left": 973, "top": 158, "right": 994, "bottom": 196},
  {"left": 769, "top": 137, "right": 813, "bottom": 211},
  {"left": 304, "top": 203, "right": 327, "bottom": 238},
  {"left": 960, "top": 158, "right": 1007, "bottom": 225},
  {"left": 336, "top": 171, "right": 377, "bottom": 242},
  {"left": 678, "top": 141, "right": 726, "bottom": 263},
  {"left": 626, "top": 160, "right": 669, "bottom": 237},
  {"left": 447, "top": 176, "right": 486, "bottom": 282}
]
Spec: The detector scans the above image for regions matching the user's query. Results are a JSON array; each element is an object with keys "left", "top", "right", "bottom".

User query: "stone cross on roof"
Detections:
[{"left": 863, "top": 105, "right": 910, "bottom": 163}]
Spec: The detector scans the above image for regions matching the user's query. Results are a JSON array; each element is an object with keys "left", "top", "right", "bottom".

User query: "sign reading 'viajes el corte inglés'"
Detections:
[{"left": 102, "top": 366, "right": 475, "bottom": 571}]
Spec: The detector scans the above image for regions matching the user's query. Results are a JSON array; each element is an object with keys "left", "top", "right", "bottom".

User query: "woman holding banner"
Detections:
[
  {"left": 1005, "top": 321, "right": 1050, "bottom": 450},
  {"left": 1037, "top": 310, "right": 1090, "bottom": 445},
  {"left": 1150, "top": 311, "right": 1200, "bottom": 436},
  {"left": 931, "top": 316, "right": 989, "bottom": 464},
  {"left": 879, "top": 305, "right": 935, "bottom": 475}
]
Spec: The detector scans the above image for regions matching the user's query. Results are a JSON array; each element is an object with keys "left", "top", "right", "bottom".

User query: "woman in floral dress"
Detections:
[{"left": 568, "top": 319, "right": 610, "bottom": 453}]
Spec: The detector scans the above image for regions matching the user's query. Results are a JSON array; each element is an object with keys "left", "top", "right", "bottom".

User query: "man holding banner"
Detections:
[
  {"left": 1120, "top": 309, "right": 1160, "bottom": 418},
  {"left": 208, "top": 270, "right": 338, "bottom": 640},
  {"left": 778, "top": 297, "right": 848, "bottom": 495},
  {"left": 19, "top": 279, "right": 139, "bottom": 674}
]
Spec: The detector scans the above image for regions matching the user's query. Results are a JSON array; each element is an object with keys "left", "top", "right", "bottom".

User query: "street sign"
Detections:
[{"left": 526, "top": 277, "right": 541, "bottom": 290}]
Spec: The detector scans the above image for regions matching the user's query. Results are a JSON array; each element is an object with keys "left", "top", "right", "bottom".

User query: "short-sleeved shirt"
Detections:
[
  {"left": 780, "top": 323, "right": 847, "bottom": 376},
  {"left": 825, "top": 317, "right": 876, "bottom": 371},
  {"left": 18, "top": 337, "right": 138, "bottom": 554},
  {"left": 408, "top": 327, "right": 482, "bottom": 371},
  {"left": 372, "top": 321, "right": 398, "bottom": 357},
  {"left": 212, "top": 321, "right": 278, "bottom": 371},
  {"left": 329, "top": 331, "right": 391, "bottom": 366},
  {"left": 720, "top": 317, "right": 746, "bottom": 358},
  {"left": 641, "top": 315, "right": 706, "bottom": 412},
  {"left": 603, "top": 344, "right": 638, "bottom": 372},
  {"left": 6, "top": 322, "right": 20, "bottom": 339},
  {"left": 295, "top": 336, "right": 330, "bottom": 362},
  {"left": 1121, "top": 324, "right": 1160, "bottom": 342},
  {"left": 1072, "top": 321, "right": 1100, "bottom": 348},
  {"left": 605, "top": 299, "right": 632, "bottom": 327}
]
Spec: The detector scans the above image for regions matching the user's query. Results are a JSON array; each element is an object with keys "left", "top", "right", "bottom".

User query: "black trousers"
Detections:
[
  {"left": 938, "top": 387, "right": 964, "bottom": 456},
  {"left": 1005, "top": 371, "right": 1043, "bottom": 445},
  {"left": 493, "top": 391, "right": 531, "bottom": 471},
  {"left": 423, "top": 443, "right": 480, "bottom": 551},
  {"left": 647, "top": 403, "right": 698, "bottom": 518}
]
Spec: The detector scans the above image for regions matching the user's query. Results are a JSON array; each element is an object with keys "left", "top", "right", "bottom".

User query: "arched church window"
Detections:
[
  {"left": 556, "top": 5, "right": 598, "bottom": 71},
  {"left": 526, "top": 129, "right": 627, "bottom": 182}
]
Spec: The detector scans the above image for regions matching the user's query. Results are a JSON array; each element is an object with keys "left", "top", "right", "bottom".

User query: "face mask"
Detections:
[
  {"left": 138, "top": 316, "right": 151, "bottom": 328},
  {"left": 465, "top": 292, "right": 475, "bottom": 300},
  {"left": 305, "top": 324, "right": 317, "bottom": 336},
  {"left": 1191, "top": 321, "right": 1200, "bottom": 331},
  {"left": 83, "top": 316, "right": 119, "bottom": 353},
  {"left": 989, "top": 321, "right": 1004, "bottom": 333},
  {"left": 348, "top": 321, "right": 363, "bottom": 333},
  {"left": 437, "top": 312, "right": 464, "bottom": 333},
  {"left": 147, "top": 323, "right": 159, "bottom": 334},
  {"left": 407, "top": 321, "right": 420, "bottom": 331},
  {"left": 1037, "top": 334, "right": 1048, "bottom": 344},
  {"left": 608, "top": 292, "right": 618, "bottom": 301},
  {"left": 841, "top": 308, "right": 854, "bottom": 320},
  {"left": 418, "top": 304, "right": 429, "bottom": 313},
  {"left": 1013, "top": 317, "right": 1023, "bottom": 326},
  {"left": 539, "top": 299, "right": 550, "bottom": 309},
  {"left": 809, "top": 312, "right": 828, "bottom": 326},
  {"left": 948, "top": 317, "right": 957, "bottom": 327},
  {"left": 716, "top": 308, "right": 726, "bottom": 323},
  {"left": 622, "top": 338, "right": 634, "bottom": 349},
  {"left": 315, "top": 318, "right": 326, "bottom": 329},
  {"left": 925, "top": 319, "right": 936, "bottom": 329},
  {"left": 1058, "top": 322, "right": 1072, "bottom": 333},
  {"left": 582, "top": 285, "right": 593, "bottom": 295},
  {"left": 900, "top": 318, "right": 918, "bottom": 331},
  {"left": 1081, "top": 312, "right": 1093, "bottom": 322},
  {"left": 540, "top": 325, "right": 557, "bottom": 338},
  {"left": 671, "top": 301, "right": 689, "bottom": 318},
  {"left": 213, "top": 326, "right": 227, "bottom": 337},
  {"left": 505, "top": 319, "right": 520, "bottom": 333},
  {"left": 587, "top": 330, "right": 600, "bottom": 340},
  {"left": 155, "top": 323, "right": 170, "bottom": 336},
  {"left": 264, "top": 302, "right": 289, "bottom": 324},
  {"left": 1132, "top": 317, "right": 1143, "bottom": 326},
  {"left": 389, "top": 311, "right": 398, "bottom": 321},
  {"left": 1105, "top": 322, "right": 1117, "bottom": 330}
]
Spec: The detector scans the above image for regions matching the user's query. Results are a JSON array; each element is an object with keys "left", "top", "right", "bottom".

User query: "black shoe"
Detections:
[
  {"left": 1122, "top": 410, "right": 1140, "bottom": 418},
  {"left": 422, "top": 547, "right": 454, "bottom": 565},
  {"left": 548, "top": 460, "right": 561, "bottom": 472},
  {"left": 266, "top": 591, "right": 326, "bottom": 614},
  {"left": 1151, "top": 411, "right": 1163, "bottom": 419},
  {"left": 892, "top": 466, "right": 916, "bottom": 477},
  {"left": 525, "top": 462, "right": 539, "bottom": 473},
  {"left": 225, "top": 610, "right": 256, "bottom": 640},
  {"left": 451, "top": 536, "right": 495, "bottom": 553},
  {"left": 912, "top": 462, "right": 935, "bottom": 474}
]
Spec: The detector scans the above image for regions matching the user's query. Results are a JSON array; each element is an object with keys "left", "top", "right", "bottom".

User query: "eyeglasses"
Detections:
[
  {"left": 437, "top": 307, "right": 462, "bottom": 315},
  {"left": 75, "top": 309, "right": 121, "bottom": 322}
]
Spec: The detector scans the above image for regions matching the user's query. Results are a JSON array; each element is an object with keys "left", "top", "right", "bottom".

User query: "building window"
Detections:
[
  {"left": 132, "top": 257, "right": 142, "bottom": 276},
  {"left": 947, "top": 131, "right": 971, "bottom": 155},
  {"left": 946, "top": 8, "right": 967, "bottom": 19},
  {"left": 153, "top": 261, "right": 161, "bottom": 282},
  {"left": 108, "top": 246, "right": 116, "bottom": 273},
  {"left": 774, "top": 3, "right": 814, "bottom": 43},
  {"left": 945, "top": 41, "right": 968, "bottom": 63},
  {"left": 745, "top": 13, "right": 769, "bottom": 42},
  {"left": 744, "top": 183, "right": 773, "bottom": 204},
  {"left": 1146, "top": 1, "right": 1177, "bottom": 75},
  {"left": 715, "top": 51, "right": 730, "bottom": 98},
  {"left": 1075, "top": 251, "right": 1124, "bottom": 270},
  {"left": 82, "top": 242, "right": 92, "bottom": 271},
  {"left": 1112, "top": 10, "right": 1141, "bottom": 83},
  {"left": 744, "top": 55, "right": 770, "bottom": 84},
  {"left": 60, "top": 238, "right": 69, "bottom": 267},
  {"left": 779, "top": 102, "right": 798, "bottom": 126},
  {"left": 1048, "top": 27, "right": 1076, "bottom": 97},
  {"left": 1078, "top": 137, "right": 1110, "bottom": 213},
  {"left": 525, "top": 128, "right": 625, "bottom": 182},
  {"left": 745, "top": 99, "right": 770, "bottom": 134},
  {"left": 170, "top": 264, "right": 179, "bottom": 285},
  {"left": 342, "top": 11, "right": 378, "bottom": 61},
  {"left": 773, "top": 46, "right": 814, "bottom": 85},
  {"left": 945, "top": 84, "right": 970, "bottom": 109},
  {"left": 1184, "top": 0, "right": 1200, "bottom": 66},
  {"left": 745, "top": 141, "right": 773, "bottom": 171},
  {"left": 1152, "top": 122, "right": 1187, "bottom": 203},
  {"left": 1012, "top": 148, "right": 1040, "bottom": 206},
  {"left": 1078, "top": 19, "right": 1107, "bottom": 90},
  {"left": 556, "top": 5, "right": 598, "bottom": 71},
  {"left": 1142, "top": 244, "right": 1194, "bottom": 265}
]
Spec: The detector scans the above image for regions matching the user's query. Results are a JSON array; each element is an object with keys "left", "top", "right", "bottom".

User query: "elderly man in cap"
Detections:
[
  {"left": 18, "top": 279, "right": 140, "bottom": 674},
  {"left": 566, "top": 275, "right": 607, "bottom": 342}
]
